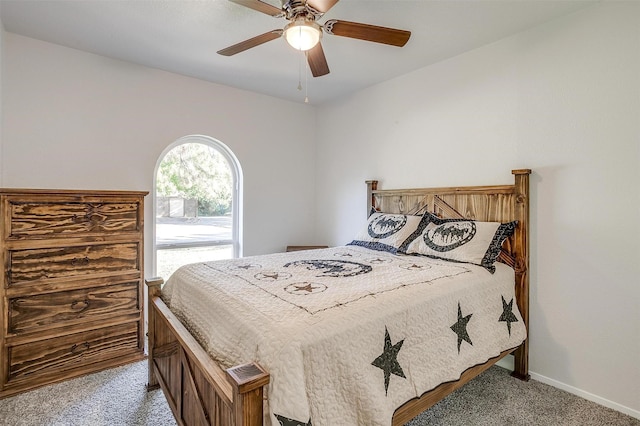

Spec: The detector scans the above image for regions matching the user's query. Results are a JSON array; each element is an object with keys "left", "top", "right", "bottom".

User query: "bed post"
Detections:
[
  {"left": 511, "top": 169, "right": 531, "bottom": 381},
  {"left": 366, "top": 180, "right": 378, "bottom": 215},
  {"left": 146, "top": 277, "right": 164, "bottom": 390},
  {"left": 228, "top": 363, "right": 270, "bottom": 425}
]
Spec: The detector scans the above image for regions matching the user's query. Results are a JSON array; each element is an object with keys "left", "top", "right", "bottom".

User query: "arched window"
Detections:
[{"left": 153, "top": 135, "right": 242, "bottom": 278}]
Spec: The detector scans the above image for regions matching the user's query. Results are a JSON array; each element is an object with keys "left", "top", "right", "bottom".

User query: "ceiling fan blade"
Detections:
[
  {"left": 217, "top": 30, "right": 283, "bottom": 56},
  {"left": 306, "top": 0, "right": 339, "bottom": 14},
  {"left": 324, "top": 20, "right": 411, "bottom": 47},
  {"left": 228, "top": 0, "right": 283, "bottom": 17},
  {"left": 306, "top": 42, "right": 330, "bottom": 77}
]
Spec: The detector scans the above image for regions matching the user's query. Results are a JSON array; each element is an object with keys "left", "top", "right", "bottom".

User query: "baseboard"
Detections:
[{"left": 496, "top": 356, "right": 640, "bottom": 420}]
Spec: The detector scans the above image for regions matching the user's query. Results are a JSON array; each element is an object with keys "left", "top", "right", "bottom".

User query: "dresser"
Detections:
[{"left": 0, "top": 189, "right": 147, "bottom": 398}]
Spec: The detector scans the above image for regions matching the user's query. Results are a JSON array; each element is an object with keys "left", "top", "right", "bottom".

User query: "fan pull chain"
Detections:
[
  {"left": 297, "top": 49, "right": 309, "bottom": 103},
  {"left": 304, "top": 52, "right": 309, "bottom": 103},
  {"left": 297, "top": 48, "right": 303, "bottom": 92}
]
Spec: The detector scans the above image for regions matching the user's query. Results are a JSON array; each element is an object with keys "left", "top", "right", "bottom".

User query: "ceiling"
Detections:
[{"left": 0, "top": 0, "right": 596, "bottom": 105}]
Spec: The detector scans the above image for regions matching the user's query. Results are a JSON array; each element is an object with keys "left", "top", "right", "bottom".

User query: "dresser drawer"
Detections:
[
  {"left": 8, "top": 281, "right": 140, "bottom": 334},
  {"left": 8, "top": 242, "right": 140, "bottom": 285},
  {"left": 7, "top": 322, "right": 141, "bottom": 383},
  {"left": 7, "top": 200, "right": 141, "bottom": 239}
]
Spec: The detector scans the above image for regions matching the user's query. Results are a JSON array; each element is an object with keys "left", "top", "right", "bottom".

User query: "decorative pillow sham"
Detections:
[
  {"left": 348, "top": 212, "right": 422, "bottom": 254},
  {"left": 400, "top": 212, "right": 517, "bottom": 273}
]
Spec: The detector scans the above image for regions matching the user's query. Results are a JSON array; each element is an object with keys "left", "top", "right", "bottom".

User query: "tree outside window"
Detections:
[
  {"left": 156, "top": 143, "right": 232, "bottom": 217},
  {"left": 155, "top": 141, "right": 239, "bottom": 279}
]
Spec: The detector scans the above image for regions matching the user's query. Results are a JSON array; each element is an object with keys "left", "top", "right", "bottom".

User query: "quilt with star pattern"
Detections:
[{"left": 161, "top": 245, "right": 526, "bottom": 426}]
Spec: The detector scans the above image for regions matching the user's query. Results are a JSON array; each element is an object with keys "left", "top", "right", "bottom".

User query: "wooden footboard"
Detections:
[
  {"left": 146, "top": 278, "right": 269, "bottom": 426},
  {"left": 146, "top": 169, "right": 531, "bottom": 425}
]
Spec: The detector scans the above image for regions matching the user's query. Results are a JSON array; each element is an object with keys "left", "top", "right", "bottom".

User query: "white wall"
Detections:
[
  {"left": 316, "top": 1, "right": 640, "bottom": 418},
  {"left": 2, "top": 33, "right": 318, "bottom": 270},
  {"left": 0, "top": 9, "right": 4, "bottom": 187}
]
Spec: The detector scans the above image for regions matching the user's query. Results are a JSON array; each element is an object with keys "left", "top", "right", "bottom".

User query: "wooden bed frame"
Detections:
[{"left": 145, "top": 169, "right": 531, "bottom": 426}]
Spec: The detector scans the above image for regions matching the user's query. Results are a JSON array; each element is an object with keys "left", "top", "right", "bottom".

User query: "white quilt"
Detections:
[{"left": 162, "top": 246, "right": 526, "bottom": 426}]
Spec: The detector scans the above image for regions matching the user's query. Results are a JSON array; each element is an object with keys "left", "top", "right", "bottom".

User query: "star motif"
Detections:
[
  {"left": 399, "top": 262, "right": 430, "bottom": 271},
  {"left": 285, "top": 282, "right": 326, "bottom": 295},
  {"left": 274, "top": 414, "right": 312, "bottom": 426},
  {"left": 255, "top": 271, "right": 292, "bottom": 282},
  {"left": 294, "top": 283, "right": 317, "bottom": 293},
  {"left": 498, "top": 296, "right": 519, "bottom": 336},
  {"left": 371, "top": 327, "right": 406, "bottom": 395},
  {"left": 336, "top": 252, "right": 353, "bottom": 257},
  {"left": 450, "top": 302, "right": 473, "bottom": 353}
]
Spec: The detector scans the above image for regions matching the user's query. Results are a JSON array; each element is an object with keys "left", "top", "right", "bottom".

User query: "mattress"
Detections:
[{"left": 162, "top": 245, "right": 526, "bottom": 426}]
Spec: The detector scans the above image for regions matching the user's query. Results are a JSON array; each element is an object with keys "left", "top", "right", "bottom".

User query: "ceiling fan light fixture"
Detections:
[{"left": 284, "top": 19, "right": 321, "bottom": 51}]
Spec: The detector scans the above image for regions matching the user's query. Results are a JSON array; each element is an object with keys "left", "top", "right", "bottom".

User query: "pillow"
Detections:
[
  {"left": 400, "top": 212, "right": 517, "bottom": 273},
  {"left": 348, "top": 212, "right": 422, "bottom": 254}
]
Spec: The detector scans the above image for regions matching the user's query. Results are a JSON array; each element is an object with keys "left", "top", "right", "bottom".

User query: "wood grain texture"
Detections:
[
  {"left": 8, "top": 242, "right": 140, "bottom": 285},
  {"left": 511, "top": 170, "right": 530, "bottom": 381},
  {"left": 0, "top": 189, "right": 147, "bottom": 398},
  {"left": 8, "top": 201, "right": 140, "bottom": 238},
  {"left": 146, "top": 170, "right": 531, "bottom": 426},
  {"left": 306, "top": 42, "right": 330, "bottom": 77},
  {"left": 285, "top": 245, "right": 329, "bottom": 252},
  {"left": 228, "top": 0, "right": 282, "bottom": 17},
  {"left": 217, "top": 30, "right": 283, "bottom": 56},
  {"left": 9, "top": 281, "right": 139, "bottom": 334},
  {"left": 8, "top": 321, "right": 140, "bottom": 383},
  {"left": 325, "top": 20, "right": 411, "bottom": 47}
]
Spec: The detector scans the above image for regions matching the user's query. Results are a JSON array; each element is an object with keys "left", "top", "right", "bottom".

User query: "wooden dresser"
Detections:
[{"left": 0, "top": 189, "right": 147, "bottom": 398}]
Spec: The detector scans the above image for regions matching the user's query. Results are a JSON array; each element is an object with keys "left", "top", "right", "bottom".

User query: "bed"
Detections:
[{"left": 145, "top": 169, "right": 531, "bottom": 425}]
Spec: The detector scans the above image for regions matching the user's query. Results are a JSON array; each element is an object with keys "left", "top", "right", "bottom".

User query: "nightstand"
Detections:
[{"left": 286, "top": 245, "right": 329, "bottom": 252}]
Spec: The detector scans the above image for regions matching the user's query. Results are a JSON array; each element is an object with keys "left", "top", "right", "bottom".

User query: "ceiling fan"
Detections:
[{"left": 217, "top": 0, "right": 411, "bottom": 77}]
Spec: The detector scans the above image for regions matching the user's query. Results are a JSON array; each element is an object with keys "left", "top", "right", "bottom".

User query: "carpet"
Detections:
[{"left": 0, "top": 361, "right": 637, "bottom": 425}]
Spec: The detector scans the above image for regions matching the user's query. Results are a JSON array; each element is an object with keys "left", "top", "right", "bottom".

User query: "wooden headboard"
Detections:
[{"left": 366, "top": 169, "right": 531, "bottom": 379}]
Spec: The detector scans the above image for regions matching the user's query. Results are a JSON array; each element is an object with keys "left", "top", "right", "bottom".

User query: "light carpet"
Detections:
[{"left": 0, "top": 361, "right": 637, "bottom": 425}]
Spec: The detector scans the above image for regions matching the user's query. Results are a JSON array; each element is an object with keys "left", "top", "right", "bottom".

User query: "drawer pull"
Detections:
[
  {"left": 87, "top": 213, "right": 107, "bottom": 223},
  {"left": 72, "top": 214, "right": 89, "bottom": 223},
  {"left": 71, "top": 213, "right": 106, "bottom": 224},
  {"left": 70, "top": 299, "right": 90, "bottom": 311},
  {"left": 70, "top": 256, "right": 90, "bottom": 266},
  {"left": 71, "top": 342, "right": 90, "bottom": 353}
]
